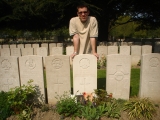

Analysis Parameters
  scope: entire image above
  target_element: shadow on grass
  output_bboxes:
[97,78,106,90]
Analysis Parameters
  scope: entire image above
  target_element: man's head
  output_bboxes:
[77,4,90,22]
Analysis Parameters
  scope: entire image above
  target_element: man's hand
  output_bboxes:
[93,52,99,59]
[70,52,77,60]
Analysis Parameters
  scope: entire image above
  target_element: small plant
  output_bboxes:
[55,91,82,118]
[18,105,32,120]
[104,99,121,119]
[81,103,100,120]
[123,98,156,120]
[94,89,112,106]
[7,80,36,114]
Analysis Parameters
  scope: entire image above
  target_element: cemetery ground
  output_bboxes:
[2,68,160,120]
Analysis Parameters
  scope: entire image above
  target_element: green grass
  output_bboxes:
[130,68,140,97]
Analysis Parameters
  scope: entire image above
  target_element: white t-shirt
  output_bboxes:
[69,16,98,54]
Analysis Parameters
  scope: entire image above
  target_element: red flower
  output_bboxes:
[83,92,86,96]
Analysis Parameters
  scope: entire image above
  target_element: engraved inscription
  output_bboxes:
[2,79,14,91]
[52,58,63,69]
[80,78,90,92]
[108,65,129,97]
[25,58,36,69]
[79,58,90,69]
[115,72,124,81]
[1,59,11,71]
[149,57,159,67]
[54,78,63,94]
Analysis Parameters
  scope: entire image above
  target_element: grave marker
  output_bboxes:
[139,53,160,101]
[1,48,10,56]
[19,55,45,102]
[0,56,20,92]
[45,55,70,104]
[107,54,131,100]
[73,54,97,95]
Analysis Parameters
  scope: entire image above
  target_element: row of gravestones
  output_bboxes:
[1,41,160,51]
[0,45,159,67]
[0,45,153,56]
[0,53,160,104]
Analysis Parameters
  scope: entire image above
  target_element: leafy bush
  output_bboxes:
[55,91,82,118]
[123,98,156,120]
[0,91,12,120]
[80,100,121,120]
[7,80,37,115]
[94,89,112,106]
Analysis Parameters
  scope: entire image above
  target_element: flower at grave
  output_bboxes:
[108,93,113,98]
[82,92,93,102]
[82,92,86,96]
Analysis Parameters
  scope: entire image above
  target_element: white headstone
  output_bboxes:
[2,44,9,48]
[107,42,113,46]
[73,54,97,95]
[154,42,160,53]
[37,47,47,67]
[10,44,17,48]
[97,46,107,60]
[49,43,56,55]
[50,47,63,55]
[107,54,131,100]
[25,44,31,48]
[17,44,24,48]
[142,45,152,54]
[121,42,128,46]
[66,46,74,65]
[32,44,39,55]
[10,48,21,56]
[57,43,63,47]
[119,46,130,55]
[1,48,10,56]
[113,42,118,46]
[41,43,48,55]
[45,55,71,104]
[66,46,74,55]
[131,46,141,66]
[21,48,33,56]
[139,53,160,101]
[108,46,118,55]
[0,56,20,92]
[19,55,45,102]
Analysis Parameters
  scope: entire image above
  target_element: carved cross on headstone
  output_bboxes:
[54,77,63,94]
[108,65,129,96]
[80,78,90,92]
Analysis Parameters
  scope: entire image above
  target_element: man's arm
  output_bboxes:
[90,37,99,59]
[70,34,79,59]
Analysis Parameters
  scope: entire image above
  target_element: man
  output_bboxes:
[69,4,99,59]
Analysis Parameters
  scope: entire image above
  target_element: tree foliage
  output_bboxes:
[0,0,160,41]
